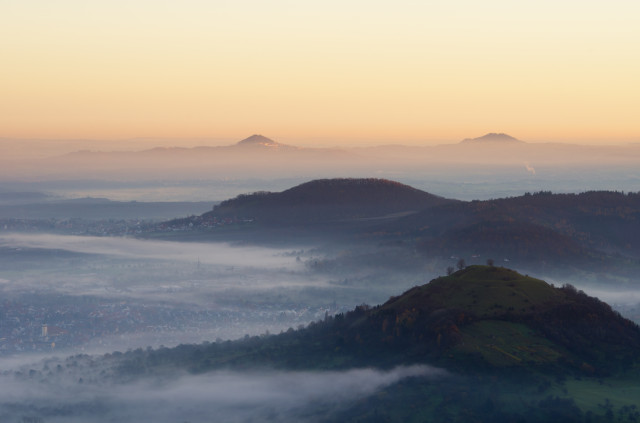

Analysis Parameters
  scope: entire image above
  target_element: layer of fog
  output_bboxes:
[0,178,306,203]
[2,170,639,203]
[537,274,640,307]
[0,137,234,161]
[575,287,640,306]
[0,233,428,356]
[0,234,424,306]
[0,233,300,269]
[0,233,353,310]
[0,364,446,422]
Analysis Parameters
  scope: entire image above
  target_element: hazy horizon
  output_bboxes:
[1,133,639,160]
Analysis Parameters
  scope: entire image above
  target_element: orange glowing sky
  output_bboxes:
[1,1,639,145]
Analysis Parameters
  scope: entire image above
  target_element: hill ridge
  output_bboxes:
[199,177,454,224]
[461,133,523,144]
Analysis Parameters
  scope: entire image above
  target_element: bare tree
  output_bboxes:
[486,258,495,267]
[446,266,454,276]
[456,258,466,270]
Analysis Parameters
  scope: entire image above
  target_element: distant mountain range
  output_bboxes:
[5,134,639,185]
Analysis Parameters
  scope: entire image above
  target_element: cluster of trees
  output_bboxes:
[448,258,495,275]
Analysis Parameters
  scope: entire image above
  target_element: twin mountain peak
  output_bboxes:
[237,133,523,146]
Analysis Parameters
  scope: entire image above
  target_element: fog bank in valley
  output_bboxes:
[0,233,431,356]
[0,233,300,269]
[0,363,445,422]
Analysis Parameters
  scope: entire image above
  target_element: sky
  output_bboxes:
[1,0,639,146]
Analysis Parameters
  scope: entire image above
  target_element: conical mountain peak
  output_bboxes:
[460,133,523,144]
[236,134,281,147]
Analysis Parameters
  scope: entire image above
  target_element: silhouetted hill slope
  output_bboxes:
[116,266,640,377]
[197,178,455,224]
[380,190,640,261]
[423,220,587,261]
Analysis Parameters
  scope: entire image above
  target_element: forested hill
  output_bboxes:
[114,266,640,377]
[199,178,455,224]
[378,190,640,261]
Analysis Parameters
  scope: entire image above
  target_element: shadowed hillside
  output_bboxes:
[375,190,640,263]
[193,178,455,225]
[372,266,640,373]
